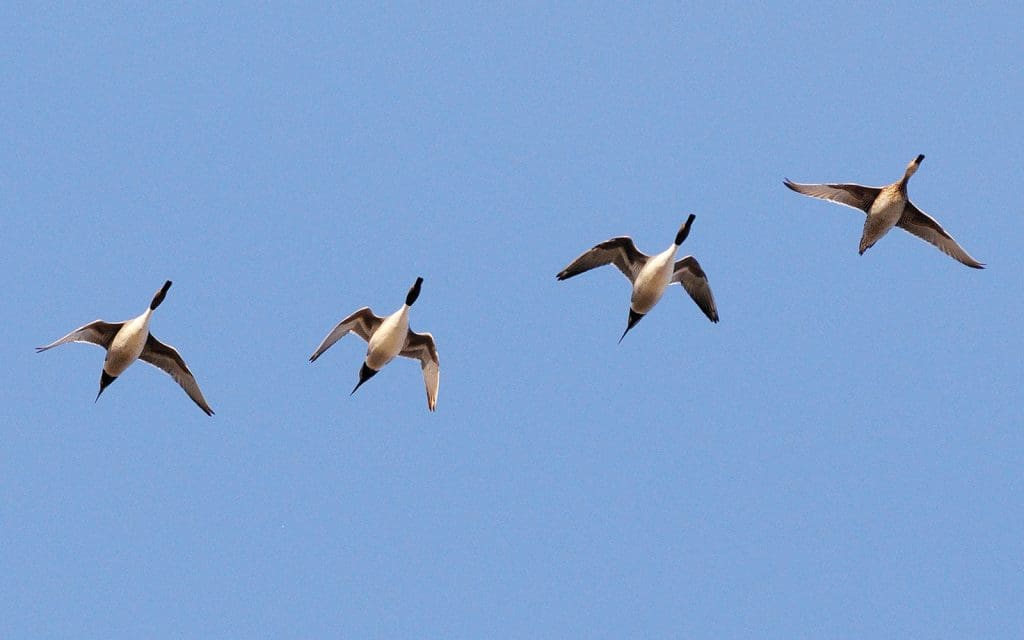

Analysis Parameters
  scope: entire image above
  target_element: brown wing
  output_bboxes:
[309,307,383,362]
[36,320,123,352]
[139,334,215,416]
[897,202,985,269]
[400,331,439,412]
[557,237,649,283]
[671,256,719,323]
[784,179,880,213]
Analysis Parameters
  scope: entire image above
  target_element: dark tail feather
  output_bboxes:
[351,363,379,395]
[619,309,645,344]
[95,371,117,402]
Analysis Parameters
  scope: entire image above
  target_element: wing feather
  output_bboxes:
[36,320,122,352]
[897,202,985,269]
[309,307,383,362]
[139,334,215,416]
[671,256,719,323]
[400,331,439,411]
[784,179,880,213]
[557,237,648,283]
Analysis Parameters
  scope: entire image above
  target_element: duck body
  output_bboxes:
[630,245,677,314]
[104,310,154,377]
[860,185,908,254]
[365,305,410,370]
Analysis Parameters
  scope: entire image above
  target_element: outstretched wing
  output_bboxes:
[309,307,383,362]
[400,331,439,412]
[139,334,215,416]
[36,320,123,352]
[897,202,985,269]
[671,256,719,323]
[784,179,880,214]
[557,237,648,283]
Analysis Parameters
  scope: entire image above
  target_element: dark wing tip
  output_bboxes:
[782,177,806,192]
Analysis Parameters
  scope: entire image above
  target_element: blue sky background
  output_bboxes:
[4,4,1022,638]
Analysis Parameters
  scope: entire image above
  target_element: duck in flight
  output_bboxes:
[309,277,440,411]
[36,281,214,415]
[557,214,719,342]
[784,155,984,268]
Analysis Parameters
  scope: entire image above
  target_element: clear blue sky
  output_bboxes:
[4,4,1022,638]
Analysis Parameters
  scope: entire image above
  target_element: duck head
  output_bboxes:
[675,214,696,246]
[151,280,172,310]
[406,277,424,306]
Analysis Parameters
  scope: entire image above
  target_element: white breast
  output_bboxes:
[104,314,151,375]
[631,249,675,313]
[366,308,409,369]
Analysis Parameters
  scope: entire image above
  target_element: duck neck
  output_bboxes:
[393,303,411,326]
[133,306,155,332]
[900,154,923,189]
[662,243,680,263]
[385,304,411,335]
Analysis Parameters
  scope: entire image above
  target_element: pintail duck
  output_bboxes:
[309,277,439,411]
[784,155,984,268]
[557,215,719,342]
[36,281,214,415]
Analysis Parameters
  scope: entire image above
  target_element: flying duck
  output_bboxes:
[557,214,719,342]
[309,277,439,411]
[36,281,214,415]
[784,155,984,268]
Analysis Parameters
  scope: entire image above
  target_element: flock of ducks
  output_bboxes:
[37,156,985,414]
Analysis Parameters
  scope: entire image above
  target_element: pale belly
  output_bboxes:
[366,314,408,369]
[105,320,149,375]
[861,190,905,252]
[631,260,672,313]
